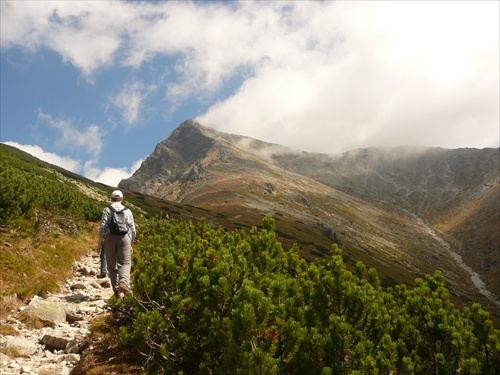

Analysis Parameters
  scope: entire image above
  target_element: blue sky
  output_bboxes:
[1,1,499,187]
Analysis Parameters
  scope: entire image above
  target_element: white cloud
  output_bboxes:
[5,109,143,187]
[0,1,133,77]
[2,1,499,153]
[83,158,144,187]
[3,142,81,172]
[3,141,143,187]
[111,81,157,125]
[36,110,106,157]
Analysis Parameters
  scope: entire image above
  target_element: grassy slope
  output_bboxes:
[0,144,105,313]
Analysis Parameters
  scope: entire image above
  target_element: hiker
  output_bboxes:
[96,190,136,299]
[97,241,107,278]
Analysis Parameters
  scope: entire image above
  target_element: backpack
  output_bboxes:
[108,206,129,235]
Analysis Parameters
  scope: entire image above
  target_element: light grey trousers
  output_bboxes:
[104,233,132,292]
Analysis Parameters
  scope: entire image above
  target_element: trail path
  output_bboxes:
[0,253,113,375]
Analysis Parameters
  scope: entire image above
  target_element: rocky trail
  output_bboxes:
[1,253,113,375]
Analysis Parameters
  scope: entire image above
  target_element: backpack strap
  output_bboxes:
[108,205,127,213]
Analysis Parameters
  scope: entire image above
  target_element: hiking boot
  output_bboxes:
[118,282,132,295]
[97,273,107,279]
[114,290,125,299]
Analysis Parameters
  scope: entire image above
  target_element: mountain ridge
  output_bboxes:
[119,120,499,312]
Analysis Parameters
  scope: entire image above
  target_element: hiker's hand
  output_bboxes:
[96,237,104,253]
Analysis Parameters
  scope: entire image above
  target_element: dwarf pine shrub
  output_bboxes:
[116,216,499,375]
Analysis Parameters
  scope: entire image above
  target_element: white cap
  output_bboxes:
[111,190,123,198]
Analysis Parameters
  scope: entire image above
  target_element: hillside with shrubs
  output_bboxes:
[0,144,498,374]
[100,215,497,374]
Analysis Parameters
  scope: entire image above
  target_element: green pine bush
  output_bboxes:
[116,216,500,374]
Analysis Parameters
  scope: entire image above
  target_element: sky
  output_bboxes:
[1,1,499,187]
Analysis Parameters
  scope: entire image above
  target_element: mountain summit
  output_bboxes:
[119,120,499,310]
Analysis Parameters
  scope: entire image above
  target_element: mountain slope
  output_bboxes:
[250,143,500,299]
[119,121,500,314]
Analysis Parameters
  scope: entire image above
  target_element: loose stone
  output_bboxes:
[0,254,113,374]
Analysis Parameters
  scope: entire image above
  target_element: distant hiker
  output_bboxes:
[165,213,170,220]
[97,241,107,278]
[96,190,136,299]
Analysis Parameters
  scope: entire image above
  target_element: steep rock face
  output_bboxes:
[119,121,499,307]
[120,122,215,196]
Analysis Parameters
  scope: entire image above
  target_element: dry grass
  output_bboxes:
[18,312,55,330]
[0,346,21,358]
[0,220,97,300]
[0,322,18,336]
[0,294,23,320]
